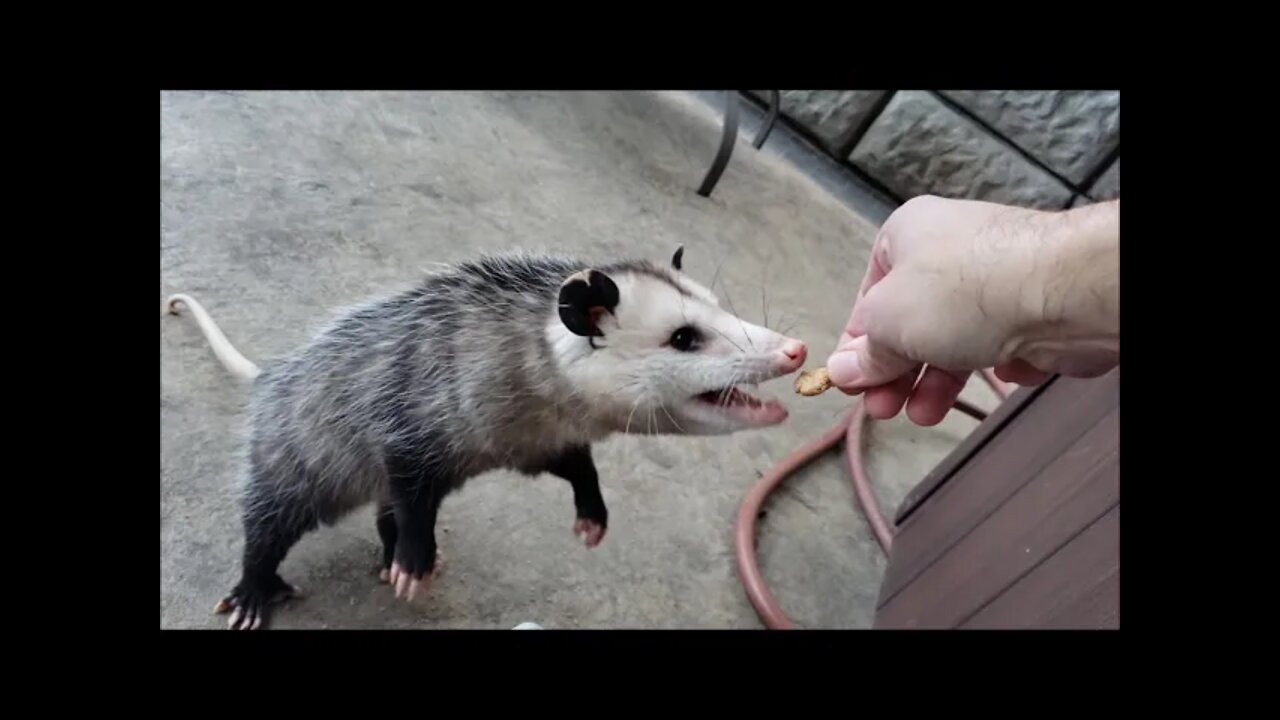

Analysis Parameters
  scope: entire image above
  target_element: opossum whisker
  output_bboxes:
[657,397,687,434]
[718,282,756,352]
[708,325,745,354]
[716,368,745,410]
[760,265,770,331]
[716,383,733,410]
[709,254,729,300]
[623,392,646,437]
[620,392,649,466]
[771,310,788,336]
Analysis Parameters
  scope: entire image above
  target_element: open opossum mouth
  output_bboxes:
[693,383,787,426]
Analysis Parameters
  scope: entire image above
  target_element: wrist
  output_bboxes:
[1014,200,1120,366]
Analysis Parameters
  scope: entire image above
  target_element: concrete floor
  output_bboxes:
[160,90,1001,629]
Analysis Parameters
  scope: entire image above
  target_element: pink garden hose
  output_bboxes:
[734,370,1010,629]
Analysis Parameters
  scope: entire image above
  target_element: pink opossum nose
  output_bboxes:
[776,340,806,372]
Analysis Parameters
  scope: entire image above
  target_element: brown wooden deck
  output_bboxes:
[873,369,1120,629]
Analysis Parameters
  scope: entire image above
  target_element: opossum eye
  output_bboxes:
[668,326,701,352]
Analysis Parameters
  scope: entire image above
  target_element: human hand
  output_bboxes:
[825,195,1119,426]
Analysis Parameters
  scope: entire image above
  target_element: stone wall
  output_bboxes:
[747,90,1119,210]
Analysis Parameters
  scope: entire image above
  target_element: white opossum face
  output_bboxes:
[549,248,807,435]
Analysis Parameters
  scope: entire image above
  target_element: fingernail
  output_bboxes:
[827,351,863,387]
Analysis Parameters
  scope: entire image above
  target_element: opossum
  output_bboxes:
[165,247,807,629]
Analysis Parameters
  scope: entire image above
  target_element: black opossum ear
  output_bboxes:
[671,245,684,271]
[558,269,620,338]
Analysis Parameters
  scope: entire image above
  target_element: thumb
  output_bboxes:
[826,334,918,393]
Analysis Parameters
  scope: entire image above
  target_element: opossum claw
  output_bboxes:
[390,566,430,600]
[387,550,443,601]
[216,574,300,630]
[573,518,607,548]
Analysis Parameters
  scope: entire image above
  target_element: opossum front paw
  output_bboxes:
[574,517,607,548]
[387,547,443,601]
[380,548,443,583]
[214,575,301,630]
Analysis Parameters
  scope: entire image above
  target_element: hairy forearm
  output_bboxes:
[1012,200,1120,374]
[1043,200,1119,331]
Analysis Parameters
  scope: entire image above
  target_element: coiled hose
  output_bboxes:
[733,369,1010,629]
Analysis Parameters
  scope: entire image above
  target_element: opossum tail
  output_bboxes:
[166,293,261,381]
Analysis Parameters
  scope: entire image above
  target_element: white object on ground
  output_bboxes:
[512,622,543,630]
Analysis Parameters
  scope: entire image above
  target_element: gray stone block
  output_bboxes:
[848,91,1073,210]
[748,90,887,155]
[1089,157,1119,200]
[940,90,1120,185]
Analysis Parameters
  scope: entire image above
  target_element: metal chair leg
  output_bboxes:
[697,90,740,197]
[752,90,781,149]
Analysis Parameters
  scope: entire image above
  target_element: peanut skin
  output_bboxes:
[794,367,832,396]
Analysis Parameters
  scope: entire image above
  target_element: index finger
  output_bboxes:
[831,230,894,356]
[831,234,892,352]
[855,230,893,303]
